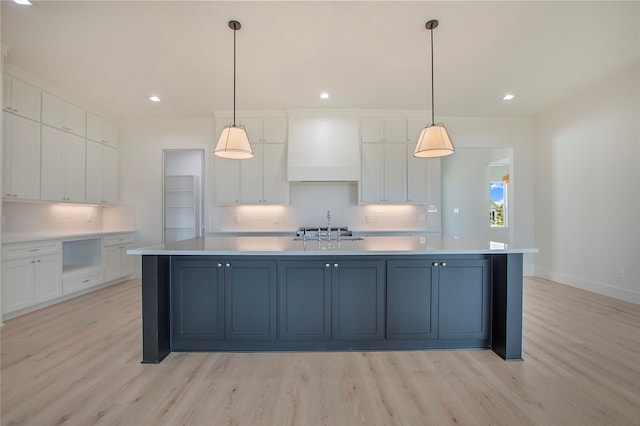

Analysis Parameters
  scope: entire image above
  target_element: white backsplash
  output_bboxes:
[2,202,136,241]
[210,182,437,233]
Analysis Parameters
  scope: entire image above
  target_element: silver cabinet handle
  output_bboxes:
[217,263,223,268]
[441,262,447,267]
[325,263,330,268]
[432,262,439,266]
[334,263,339,268]
[226,263,231,268]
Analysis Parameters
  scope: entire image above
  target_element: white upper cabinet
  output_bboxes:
[87,112,119,148]
[41,126,86,203]
[215,113,289,205]
[406,116,429,145]
[3,74,41,122]
[3,113,41,201]
[360,142,407,204]
[238,115,286,144]
[41,91,86,137]
[361,117,406,143]
[86,141,118,205]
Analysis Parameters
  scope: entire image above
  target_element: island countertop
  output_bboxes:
[128,235,537,256]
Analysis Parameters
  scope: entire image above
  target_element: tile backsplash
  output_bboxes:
[209,182,439,233]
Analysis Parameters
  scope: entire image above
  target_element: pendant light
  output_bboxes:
[214,20,253,159]
[414,19,455,158]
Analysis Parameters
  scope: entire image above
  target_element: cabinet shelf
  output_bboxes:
[164,175,199,243]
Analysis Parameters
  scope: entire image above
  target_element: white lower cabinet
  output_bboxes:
[2,242,62,314]
[63,268,104,296]
[103,233,135,282]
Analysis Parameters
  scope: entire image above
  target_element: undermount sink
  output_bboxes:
[293,236,364,241]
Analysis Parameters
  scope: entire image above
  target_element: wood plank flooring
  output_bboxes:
[1,277,639,425]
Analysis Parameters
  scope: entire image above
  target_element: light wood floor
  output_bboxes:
[1,277,639,426]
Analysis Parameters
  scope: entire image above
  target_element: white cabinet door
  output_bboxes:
[86,142,118,205]
[104,245,119,282]
[87,112,118,148]
[102,146,118,204]
[262,116,286,143]
[3,113,41,200]
[214,157,240,204]
[42,92,86,137]
[263,144,288,204]
[41,127,86,202]
[361,143,406,204]
[34,254,62,303]
[102,120,119,148]
[384,143,407,203]
[118,244,134,277]
[362,117,406,143]
[3,74,41,122]
[2,258,35,313]
[361,143,384,203]
[240,145,263,204]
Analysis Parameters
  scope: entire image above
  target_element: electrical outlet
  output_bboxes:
[274,216,280,224]
[453,208,460,214]
[617,267,625,278]
[234,215,240,224]
[366,215,372,223]
[419,214,425,222]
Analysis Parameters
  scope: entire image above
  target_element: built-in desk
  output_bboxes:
[129,236,537,364]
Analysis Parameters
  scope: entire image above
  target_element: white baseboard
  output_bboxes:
[535,267,640,304]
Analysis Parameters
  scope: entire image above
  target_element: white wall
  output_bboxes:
[441,116,536,274]
[534,68,640,303]
[118,118,214,246]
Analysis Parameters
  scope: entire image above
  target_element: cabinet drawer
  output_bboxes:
[3,242,61,260]
[63,270,104,295]
[104,234,135,247]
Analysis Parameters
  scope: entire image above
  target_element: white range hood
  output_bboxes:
[287,110,360,182]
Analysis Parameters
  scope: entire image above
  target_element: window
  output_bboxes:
[490,182,507,227]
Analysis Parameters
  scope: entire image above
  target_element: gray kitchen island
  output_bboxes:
[129,236,537,364]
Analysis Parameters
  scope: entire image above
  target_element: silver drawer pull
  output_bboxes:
[432,262,439,266]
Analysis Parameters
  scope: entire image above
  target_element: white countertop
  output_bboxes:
[128,236,538,256]
[2,230,136,244]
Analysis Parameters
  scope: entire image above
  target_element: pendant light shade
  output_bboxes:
[414,123,455,158]
[215,20,253,159]
[215,124,252,159]
[414,19,454,158]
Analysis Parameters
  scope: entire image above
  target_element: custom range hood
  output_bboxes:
[287,110,361,182]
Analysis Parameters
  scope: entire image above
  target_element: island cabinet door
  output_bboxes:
[172,259,225,343]
[224,260,277,341]
[438,258,491,340]
[386,260,438,340]
[331,260,386,341]
[277,261,332,341]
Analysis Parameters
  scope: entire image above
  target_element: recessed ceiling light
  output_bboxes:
[14,0,32,5]
[320,92,330,99]
[149,96,161,102]
[503,93,515,101]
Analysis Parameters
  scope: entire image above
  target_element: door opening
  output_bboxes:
[163,150,205,243]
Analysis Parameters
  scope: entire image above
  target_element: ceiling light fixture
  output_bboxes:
[149,96,160,102]
[414,19,455,158]
[14,0,32,5]
[320,92,330,99]
[214,20,253,159]
[503,93,515,101]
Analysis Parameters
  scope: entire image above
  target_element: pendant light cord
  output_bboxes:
[233,25,237,126]
[430,26,435,125]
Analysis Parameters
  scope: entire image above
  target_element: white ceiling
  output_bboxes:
[2,1,639,119]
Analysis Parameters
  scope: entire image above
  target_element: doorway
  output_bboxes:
[163,150,205,243]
